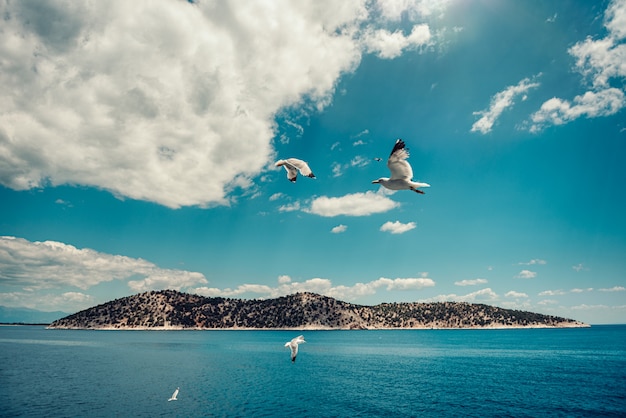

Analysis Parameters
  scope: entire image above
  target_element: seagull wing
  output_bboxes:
[387,139,413,181]
[290,343,299,361]
[168,388,179,401]
[278,160,299,182]
[285,158,315,179]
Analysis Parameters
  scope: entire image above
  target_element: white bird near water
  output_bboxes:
[372,139,430,194]
[275,158,316,183]
[285,335,306,362]
[168,387,179,401]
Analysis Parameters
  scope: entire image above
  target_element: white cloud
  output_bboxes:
[606,0,626,40]
[471,77,540,134]
[362,25,431,59]
[0,291,95,312]
[505,291,528,298]
[0,1,446,208]
[331,155,371,177]
[539,289,566,296]
[0,236,208,292]
[425,288,499,303]
[269,193,284,201]
[515,270,537,279]
[278,275,292,284]
[570,288,593,293]
[278,201,302,212]
[193,274,435,302]
[537,299,558,306]
[376,0,451,21]
[331,224,348,234]
[572,263,587,272]
[380,220,416,234]
[307,191,399,217]
[454,278,488,286]
[530,89,625,131]
[599,286,626,292]
[530,0,626,131]
[518,259,547,266]
[351,129,369,139]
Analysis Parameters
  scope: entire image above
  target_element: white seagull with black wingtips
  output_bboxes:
[372,139,430,194]
[285,335,306,362]
[275,158,316,183]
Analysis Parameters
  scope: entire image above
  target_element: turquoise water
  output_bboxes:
[1,326,625,417]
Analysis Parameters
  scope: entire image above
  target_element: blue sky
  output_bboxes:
[1,0,625,324]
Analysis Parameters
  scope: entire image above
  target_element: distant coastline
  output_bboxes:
[48,290,589,330]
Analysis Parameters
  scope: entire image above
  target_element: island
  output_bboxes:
[48,290,588,330]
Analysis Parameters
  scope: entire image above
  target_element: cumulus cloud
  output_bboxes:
[505,291,529,298]
[471,76,540,134]
[0,236,208,292]
[515,270,537,279]
[307,191,399,217]
[454,278,488,286]
[331,224,348,233]
[193,274,435,302]
[0,1,447,208]
[278,275,292,284]
[530,89,625,131]
[362,25,431,59]
[529,0,626,131]
[380,220,416,234]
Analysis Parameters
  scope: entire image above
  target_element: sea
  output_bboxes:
[1,325,625,417]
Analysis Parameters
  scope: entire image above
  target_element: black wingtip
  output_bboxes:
[390,139,406,156]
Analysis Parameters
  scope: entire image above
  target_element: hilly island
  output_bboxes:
[48,290,588,330]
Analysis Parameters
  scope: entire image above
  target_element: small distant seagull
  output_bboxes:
[374,157,382,162]
[275,158,316,183]
[168,387,179,402]
[285,335,306,362]
[372,139,430,194]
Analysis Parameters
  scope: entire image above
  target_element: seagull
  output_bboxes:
[275,158,316,182]
[372,139,430,194]
[285,335,306,362]
[168,387,179,402]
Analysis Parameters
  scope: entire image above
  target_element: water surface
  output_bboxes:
[1,326,624,417]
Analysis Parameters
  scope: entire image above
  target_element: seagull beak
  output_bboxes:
[372,180,379,184]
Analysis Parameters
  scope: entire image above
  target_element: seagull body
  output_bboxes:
[285,335,306,362]
[372,139,430,194]
[275,158,316,182]
[168,387,179,402]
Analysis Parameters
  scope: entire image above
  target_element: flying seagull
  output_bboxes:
[168,387,179,402]
[275,158,316,182]
[372,139,430,194]
[285,335,306,362]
